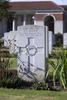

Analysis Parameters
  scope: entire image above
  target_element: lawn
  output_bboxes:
[0,88,67,100]
[0,39,4,42]
[1,58,17,69]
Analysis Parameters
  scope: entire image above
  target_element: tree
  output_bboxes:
[0,0,13,19]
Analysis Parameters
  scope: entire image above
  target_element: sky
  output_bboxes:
[10,0,67,5]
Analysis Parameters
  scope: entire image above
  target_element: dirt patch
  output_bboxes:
[34,96,54,100]
[10,95,25,99]
[48,80,67,92]
[42,97,54,100]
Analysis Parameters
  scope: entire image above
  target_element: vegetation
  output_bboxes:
[0,89,67,100]
[54,33,63,47]
[0,0,13,19]
[46,47,67,89]
[32,82,51,90]
[0,39,18,88]
[0,38,67,97]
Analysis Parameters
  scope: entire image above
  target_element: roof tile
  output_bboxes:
[9,1,64,10]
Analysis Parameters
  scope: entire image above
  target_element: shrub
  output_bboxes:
[0,39,17,86]
[32,82,51,90]
[0,77,33,89]
[0,58,10,81]
[1,77,22,88]
[54,33,63,47]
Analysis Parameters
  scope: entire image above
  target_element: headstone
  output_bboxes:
[8,31,18,54]
[17,25,47,82]
[4,32,9,47]
[63,33,67,48]
[45,26,49,75]
[53,34,55,45]
[49,31,53,54]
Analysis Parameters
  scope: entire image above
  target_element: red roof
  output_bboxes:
[9,1,63,11]
[60,5,67,10]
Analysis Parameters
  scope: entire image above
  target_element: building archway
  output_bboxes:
[44,15,56,46]
[44,15,55,34]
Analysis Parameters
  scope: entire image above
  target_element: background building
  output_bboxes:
[0,1,67,37]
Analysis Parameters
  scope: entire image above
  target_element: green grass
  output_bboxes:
[1,58,17,69]
[9,58,17,69]
[0,39,4,42]
[0,88,67,100]
[49,58,57,62]
[53,47,61,52]
[10,58,17,69]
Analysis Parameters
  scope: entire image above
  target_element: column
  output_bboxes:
[34,15,36,25]
[13,15,15,31]
[34,19,36,25]
[23,14,26,25]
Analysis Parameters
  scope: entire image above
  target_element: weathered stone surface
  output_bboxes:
[49,31,53,54]
[8,31,18,54]
[63,33,67,48]
[4,32,9,47]
[17,25,47,82]
[45,26,49,76]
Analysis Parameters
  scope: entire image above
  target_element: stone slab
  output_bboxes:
[4,32,9,47]
[8,31,18,54]
[53,34,55,45]
[63,33,67,48]
[45,26,49,76]
[17,25,47,82]
[49,31,53,54]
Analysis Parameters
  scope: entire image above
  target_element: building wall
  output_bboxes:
[16,15,23,28]
[0,18,7,37]
[63,13,67,33]
[35,14,63,21]
[35,13,63,34]
[54,20,63,34]
[0,20,3,37]
[3,18,7,35]
[0,12,65,37]
[53,14,63,34]
[36,21,44,25]
[63,20,66,33]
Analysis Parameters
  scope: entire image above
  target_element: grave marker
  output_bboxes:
[63,33,67,48]
[4,32,9,47]
[49,31,53,54]
[45,26,49,76]
[17,25,47,82]
[8,31,18,54]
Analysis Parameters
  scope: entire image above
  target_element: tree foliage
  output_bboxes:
[0,0,13,19]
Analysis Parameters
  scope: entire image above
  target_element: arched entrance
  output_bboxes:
[44,15,56,46]
[44,15,54,34]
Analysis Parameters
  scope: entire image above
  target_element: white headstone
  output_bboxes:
[49,31,53,54]
[45,26,49,75]
[53,34,55,45]
[63,33,67,48]
[8,31,18,54]
[17,25,46,82]
[4,32,9,47]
